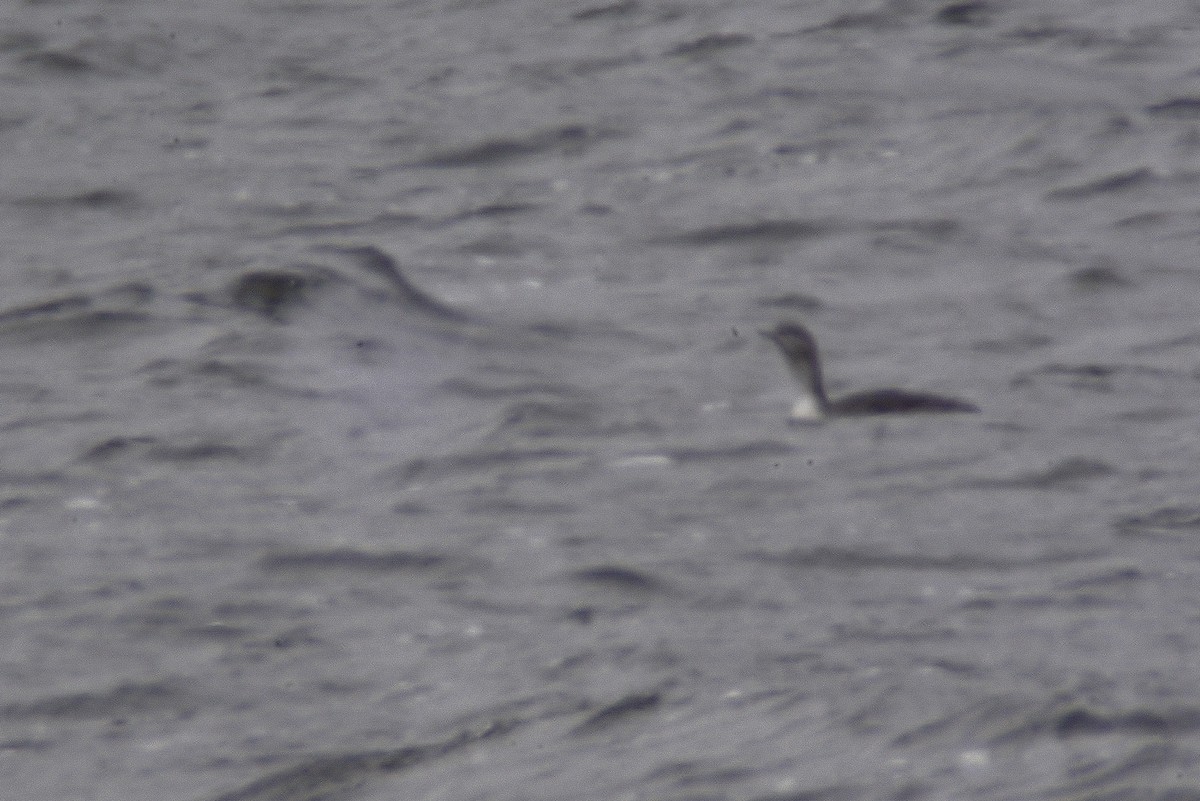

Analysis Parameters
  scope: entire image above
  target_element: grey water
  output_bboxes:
[3,1,1200,799]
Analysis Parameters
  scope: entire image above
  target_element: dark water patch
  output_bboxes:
[665,32,755,57]
[1,283,138,317]
[258,548,464,574]
[718,326,752,351]
[559,51,647,77]
[0,114,31,134]
[1044,745,1191,801]
[259,58,370,97]
[439,376,584,400]
[862,453,988,481]
[1027,456,1117,485]
[772,134,842,155]
[139,359,327,401]
[115,595,198,635]
[1068,262,1132,291]
[750,546,1093,573]
[893,696,1019,748]
[392,499,432,515]
[185,621,251,641]
[406,124,608,168]
[1114,210,1170,228]
[524,319,587,343]
[970,331,1054,354]
[1045,167,1157,200]
[445,202,543,222]
[959,456,1115,490]
[829,621,957,643]
[165,136,209,151]
[149,438,261,464]
[493,398,604,438]
[230,270,317,320]
[756,292,823,312]
[527,317,666,348]
[665,440,795,462]
[313,245,470,322]
[1135,330,1200,354]
[563,607,597,625]
[0,308,152,343]
[0,294,91,323]
[896,696,1200,757]
[388,448,593,486]
[0,495,36,511]
[1057,564,1146,591]
[0,31,42,52]
[801,10,902,33]
[462,495,576,516]
[645,760,758,788]
[456,231,545,258]
[80,435,159,462]
[570,565,670,594]
[205,719,517,801]
[571,689,662,735]
[1114,506,1200,539]
[0,738,53,752]
[0,283,156,343]
[1145,97,1200,119]
[1004,21,1069,44]
[14,187,139,210]
[274,212,425,237]
[214,598,302,618]
[935,1,992,27]
[868,217,961,240]
[1004,21,1168,53]
[1051,705,1200,738]
[572,0,640,22]
[78,428,294,465]
[0,680,191,721]
[654,217,956,248]
[268,626,321,650]
[115,594,295,641]
[958,591,1046,612]
[18,49,92,73]
[141,358,269,390]
[1010,363,1180,392]
[105,281,155,305]
[2,409,105,437]
[342,336,394,365]
[1020,363,1114,389]
[0,468,67,491]
[1113,406,1188,423]
[580,202,615,215]
[749,785,867,801]
[925,658,983,678]
[653,218,842,246]
[1009,565,1154,610]
[52,31,178,77]
[62,310,152,335]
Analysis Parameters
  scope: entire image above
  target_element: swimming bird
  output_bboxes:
[760,321,979,421]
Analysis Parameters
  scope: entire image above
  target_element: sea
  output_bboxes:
[3,1,1200,799]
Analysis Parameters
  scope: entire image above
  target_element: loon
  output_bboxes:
[760,321,980,421]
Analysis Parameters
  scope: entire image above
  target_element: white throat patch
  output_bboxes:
[789,394,823,421]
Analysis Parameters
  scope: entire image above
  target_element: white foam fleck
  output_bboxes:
[958,749,991,770]
[65,496,104,511]
[612,454,675,468]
